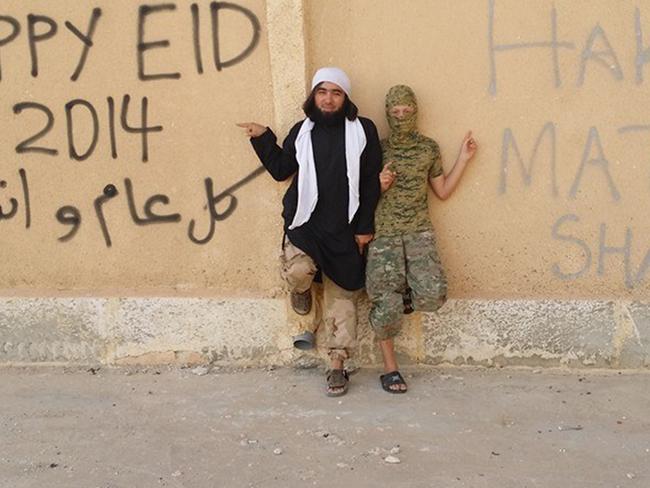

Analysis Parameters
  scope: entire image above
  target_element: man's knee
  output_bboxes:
[281,256,316,290]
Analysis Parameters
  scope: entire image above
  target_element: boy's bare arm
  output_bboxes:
[429,131,477,200]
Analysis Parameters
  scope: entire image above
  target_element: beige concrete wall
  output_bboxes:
[306,0,650,300]
[0,0,280,296]
[2,0,650,367]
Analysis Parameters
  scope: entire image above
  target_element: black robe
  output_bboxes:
[251,116,382,291]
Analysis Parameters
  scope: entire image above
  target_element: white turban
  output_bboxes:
[311,67,351,97]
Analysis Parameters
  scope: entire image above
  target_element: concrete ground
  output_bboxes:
[1,365,649,488]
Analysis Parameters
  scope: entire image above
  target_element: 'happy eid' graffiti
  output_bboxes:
[0,2,263,247]
[489,0,650,289]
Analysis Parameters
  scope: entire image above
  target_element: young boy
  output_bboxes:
[366,85,477,393]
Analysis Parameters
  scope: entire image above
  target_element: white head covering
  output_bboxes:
[311,67,351,96]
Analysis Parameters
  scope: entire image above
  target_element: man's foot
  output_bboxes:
[290,289,312,315]
[380,370,407,394]
[326,369,349,397]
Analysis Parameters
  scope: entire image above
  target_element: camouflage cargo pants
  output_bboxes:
[280,238,360,360]
[366,230,447,341]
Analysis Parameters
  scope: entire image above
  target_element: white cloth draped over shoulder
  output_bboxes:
[290,118,367,230]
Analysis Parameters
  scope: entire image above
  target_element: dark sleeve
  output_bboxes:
[249,124,300,182]
[355,118,382,235]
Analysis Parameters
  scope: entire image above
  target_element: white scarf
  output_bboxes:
[290,118,367,230]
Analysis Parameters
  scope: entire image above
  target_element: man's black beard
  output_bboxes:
[309,107,345,126]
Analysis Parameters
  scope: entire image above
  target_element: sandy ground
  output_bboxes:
[1,365,649,488]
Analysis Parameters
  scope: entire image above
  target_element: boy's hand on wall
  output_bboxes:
[236,122,267,138]
[459,131,478,163]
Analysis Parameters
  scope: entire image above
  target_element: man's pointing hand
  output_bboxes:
[237,122,267,138]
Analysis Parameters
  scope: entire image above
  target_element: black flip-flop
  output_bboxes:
[380,370,408,394]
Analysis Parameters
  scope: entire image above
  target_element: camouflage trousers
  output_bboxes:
[280,238,360,361]
[366,230,447,341]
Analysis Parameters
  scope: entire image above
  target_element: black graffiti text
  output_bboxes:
[0,8,102,81]
[55,166,264,247]
[0,168,30,228]
[137,1,261,81]
[12,95,163,163]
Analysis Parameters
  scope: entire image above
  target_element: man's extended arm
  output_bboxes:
[238,122,299,181]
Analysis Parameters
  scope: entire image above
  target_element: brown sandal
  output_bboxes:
[326,369,349,397]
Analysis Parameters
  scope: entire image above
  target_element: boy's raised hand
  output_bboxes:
[459,131,478,162]
[379,162,396,192]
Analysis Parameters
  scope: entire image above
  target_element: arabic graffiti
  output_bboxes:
[1,2,266,251]
[56,168,262,247]
[0,169,30,227]
[188,166,265,244]
[0,167,264,247]
[4,86,266,247]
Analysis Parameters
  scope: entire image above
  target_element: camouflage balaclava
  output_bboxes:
[385,84,419,149]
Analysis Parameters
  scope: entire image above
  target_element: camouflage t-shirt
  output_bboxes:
[374,134,443,236]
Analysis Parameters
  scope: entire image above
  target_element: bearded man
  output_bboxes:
[238,67,381,396]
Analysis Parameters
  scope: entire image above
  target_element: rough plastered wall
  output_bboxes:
[0,0,293,365]
[0,0,277,294]
[1,0,650,368]
[305,0,650,367]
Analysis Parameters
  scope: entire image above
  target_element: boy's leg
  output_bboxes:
[367,236,406,344]
[404,231,448,312]
[367,236,408,391]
